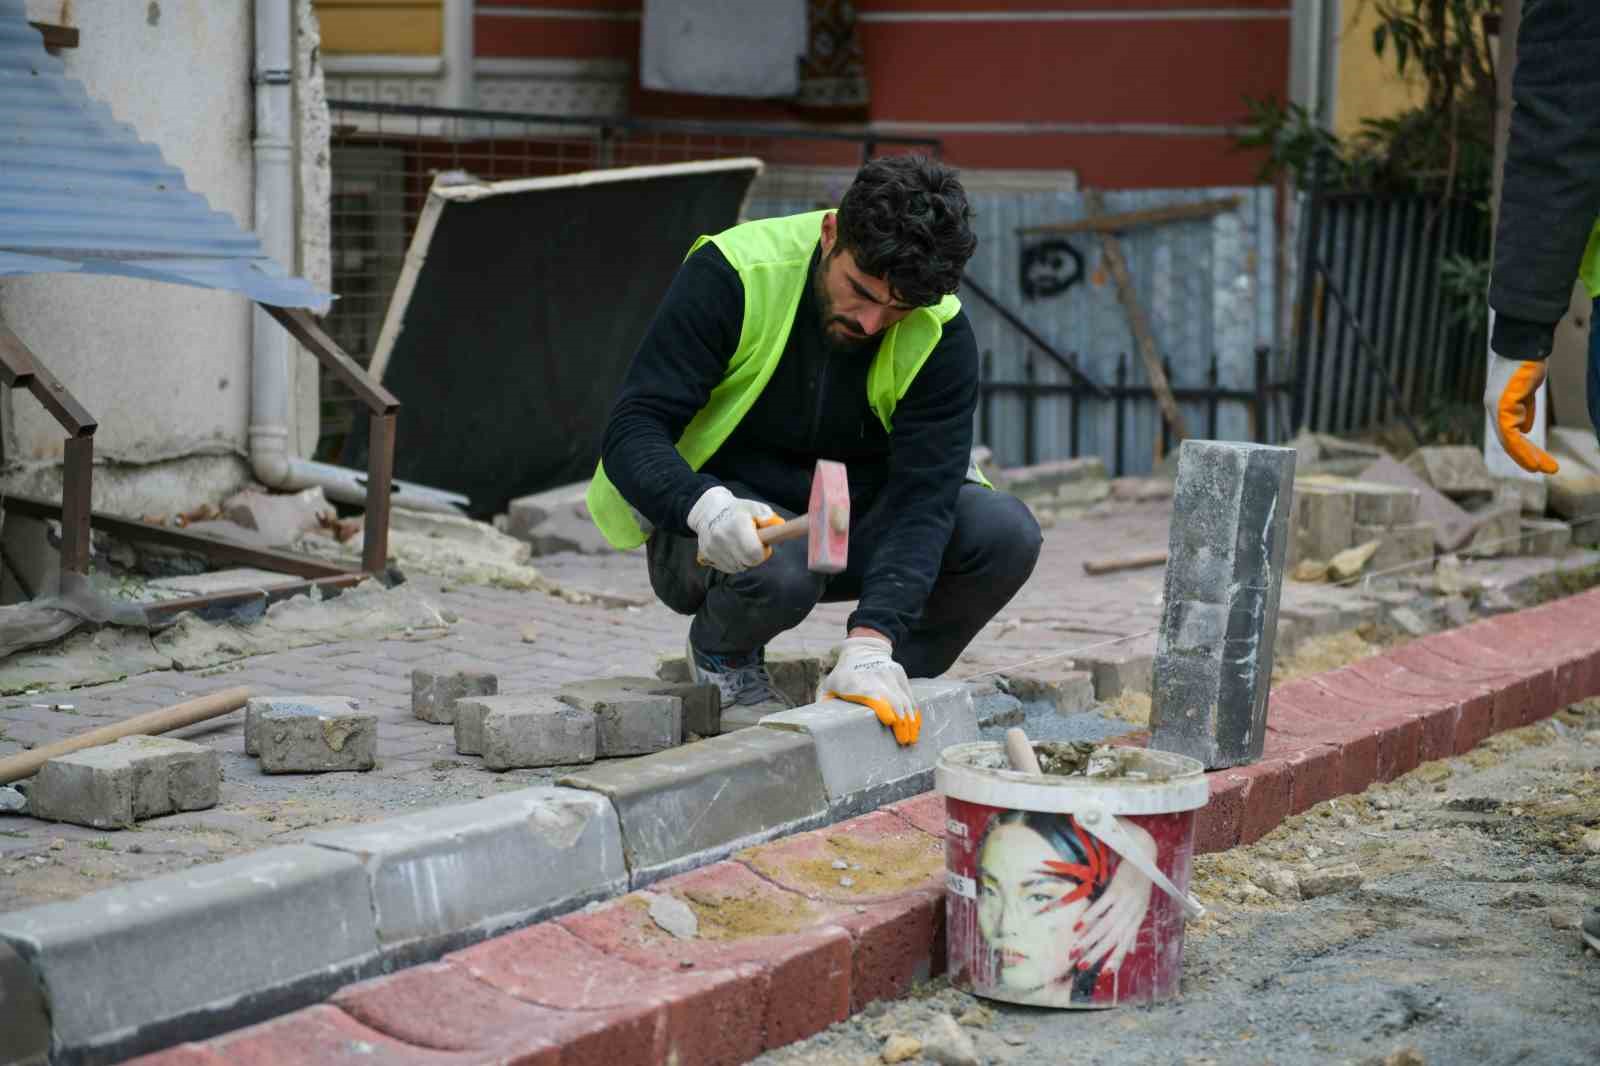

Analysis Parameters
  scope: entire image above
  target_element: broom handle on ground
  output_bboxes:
[0,686,251,785]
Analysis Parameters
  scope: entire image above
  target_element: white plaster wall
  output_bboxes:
[2,1,263,514]
[296,0,331,458]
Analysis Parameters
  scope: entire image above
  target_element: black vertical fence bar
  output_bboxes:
[1322,202,1359,431]
[1422,201,1462,404]
[1206,352,1220,440]
[1114,354,1128,477]
[1339,198,1379,432]
[1361,197,1400,430]
[1159,357,1173,459]
[1292,154,1328,433]
[1023,351,1036,466]
[1408,198,1447,412]
[1253,346,1270,442]
[1389,197,1427,421]
[1069,355,1083,459]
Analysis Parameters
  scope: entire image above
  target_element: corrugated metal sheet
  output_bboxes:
[0,2,328,311]
[747,183,1281,473]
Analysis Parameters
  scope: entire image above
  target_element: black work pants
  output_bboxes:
[645,482,1043,678]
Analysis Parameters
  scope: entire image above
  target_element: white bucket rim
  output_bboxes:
[936,741,1210,816]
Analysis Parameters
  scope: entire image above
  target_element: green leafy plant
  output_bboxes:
[1439,251,1493,325]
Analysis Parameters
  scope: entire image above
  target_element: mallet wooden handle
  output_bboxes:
[757,515,811,546]
[1083,550,1168,576]
[0,686,251,784]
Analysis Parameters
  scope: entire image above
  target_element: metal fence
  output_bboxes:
[1292,186,1492,439]
[324,99,1288,475]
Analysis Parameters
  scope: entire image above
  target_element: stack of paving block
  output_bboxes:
[990,456,1112,527]
[1545,427,1600,548]
[1286,473,1433,580]
[1404,445,1571,558]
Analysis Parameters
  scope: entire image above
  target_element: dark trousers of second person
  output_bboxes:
[646,483,1043,679]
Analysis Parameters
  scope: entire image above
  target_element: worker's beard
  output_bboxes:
[813,251,876,356]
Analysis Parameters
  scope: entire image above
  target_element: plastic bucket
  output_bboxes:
[936,741,1209,1009]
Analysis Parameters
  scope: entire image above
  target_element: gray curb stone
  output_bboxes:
[559,727,827,886]
[0,845,377,1064]
[0,939,48,1066]
[759,679,977,817]
[306,787,626,958]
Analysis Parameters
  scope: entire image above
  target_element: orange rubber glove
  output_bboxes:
[1485,354,1559,475]
[818,636,920,745]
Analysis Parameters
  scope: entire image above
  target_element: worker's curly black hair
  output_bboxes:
[834,155,977,308]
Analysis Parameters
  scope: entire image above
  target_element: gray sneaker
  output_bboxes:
[686,636,794,709]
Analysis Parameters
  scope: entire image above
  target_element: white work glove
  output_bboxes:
[1484,352,1558,475]
[818,636,920,745]
[687,486,780,574]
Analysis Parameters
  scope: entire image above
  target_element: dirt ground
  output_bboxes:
[752,701,1600,1066]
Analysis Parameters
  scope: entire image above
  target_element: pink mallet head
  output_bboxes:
[807,459,849,574]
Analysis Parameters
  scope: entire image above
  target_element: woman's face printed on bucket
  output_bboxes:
[976,813,1111,994]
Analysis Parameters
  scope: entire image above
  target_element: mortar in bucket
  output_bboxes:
[937,740,1209,1009]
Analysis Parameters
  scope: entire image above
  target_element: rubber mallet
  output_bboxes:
[753,459,850,573]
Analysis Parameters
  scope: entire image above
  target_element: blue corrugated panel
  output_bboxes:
[0,2,329,311]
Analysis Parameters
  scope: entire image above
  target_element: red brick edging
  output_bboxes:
[123,588,1600,1066]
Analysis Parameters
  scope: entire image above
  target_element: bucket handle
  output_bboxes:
[1078,808,1206,921]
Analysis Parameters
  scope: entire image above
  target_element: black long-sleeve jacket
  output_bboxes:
[600,241,978,647]
[1488,0,1600,357]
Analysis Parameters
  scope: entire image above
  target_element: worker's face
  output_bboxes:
[976,822,1089,993]
[814,213,918,352]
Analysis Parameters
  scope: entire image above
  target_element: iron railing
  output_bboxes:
[1292,177,1492,440]
[980,346,1293,475]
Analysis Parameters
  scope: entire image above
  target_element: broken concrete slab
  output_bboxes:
[758,680,977,816]
[1521,518,1572,556]
[997,666,1096,715]
[411,668,497,725]
[1287,482,1354,566]
[1463,499,1524,559]
[482,696,597,770]
[222,485,334,546]
[30,736,219,829]
[0,845,377,1059]
[1360,455,1476,551]
[559,727,827,885]
[506,481,590,542]
[1151,440,1295,769]
[305,787,626,952]
[557,678,681,757]
[257,703,377,774]
[245,694,362,757]
[1404,446,1493,501]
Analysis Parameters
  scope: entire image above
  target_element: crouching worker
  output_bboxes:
[586,156,1043,746]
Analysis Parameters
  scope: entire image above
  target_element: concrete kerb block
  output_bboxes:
[30,736,219,830]
[0,939,49,1066]
[306,787,627,958]
[0,845,379,1063]
[758,680,978,817]
[482,696,597,770]
[557,678,682,756]
[1151,440,1296,769]
[411,669,497,725]
[559,727,828,887]
[256,701,377,774]
[246,694,362,756]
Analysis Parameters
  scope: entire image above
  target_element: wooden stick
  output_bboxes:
[1083,550,1169,576]
[1084,190,1191,443]
[1004,727,1043,775]
[1017,196,1242,237]
[0,686,251,785]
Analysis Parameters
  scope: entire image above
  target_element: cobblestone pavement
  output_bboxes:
[0,499,1584,910]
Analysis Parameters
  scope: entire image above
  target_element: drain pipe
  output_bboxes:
[250,0,466,514]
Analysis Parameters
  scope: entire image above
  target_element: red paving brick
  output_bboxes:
[205,1005,497,1066]
[736,810,945,904]
[331,962,574,1058]
[558,862,852,1051]
[881,791,947,837]
[1223,759,1290,846]
[1195,772,1246,853]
